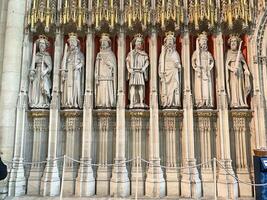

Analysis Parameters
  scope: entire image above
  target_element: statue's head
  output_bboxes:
[68,33,80,50]
[100,33,111,50]
[164,31,175,49]
[36,35,49,53]
[198,32,208,51]
[228,35,241,51]
[133,34,144,50]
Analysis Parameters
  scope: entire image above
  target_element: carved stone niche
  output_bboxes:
[160,109,183,197]
[61,109,82,196]
[229,110,253,197]
[94,110,115,196]
[27,109,49,196]
[193,110,217,198]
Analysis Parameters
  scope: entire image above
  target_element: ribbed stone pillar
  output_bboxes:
[180,31,201,199]
[28,110,49,195]
[75,31,95,197]
[145,29,166,197]
[41,31,63,196]
[0,0,26,163]
[110,29,130,197]
[215,32,238,199]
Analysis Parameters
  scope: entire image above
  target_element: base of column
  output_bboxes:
[63,167,78,196]
[201,168,214,197]
[41,160,61,196]
[131,167,145,196]
[145,160,166,197]
[237,169,252,197]
[110,159,130,197]
[8,160,26,196]
[75,160,95,197]
[180,159,201,198]
[27,167,44,195]
[217,160,238,199]
[166,168,179,196]
[96,166,111,196]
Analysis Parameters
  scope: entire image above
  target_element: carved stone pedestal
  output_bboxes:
[28,110,49,195]
[96,112,113,196]
[231,110,253,197]
[62,110,81,196]
[130,113,145,196]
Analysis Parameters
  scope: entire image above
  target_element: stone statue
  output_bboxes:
[192,32,214,108]
[126,34,149,109]
[159,32,182,108]
[226,35,251,108]
[61,33,84,109]
[95,34,117,108]
[29,35,52,108]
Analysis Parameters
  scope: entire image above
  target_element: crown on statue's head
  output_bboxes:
[228,34,241,45]
[100,33,111,43]
[133,33,144,42]
[198,32,208,41]
[36,34,50,47]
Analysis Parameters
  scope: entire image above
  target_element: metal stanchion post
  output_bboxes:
[60,155,66,200]
[214,158,217,200]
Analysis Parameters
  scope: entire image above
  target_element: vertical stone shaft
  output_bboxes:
[180,31,201,198]
[0,0,26,162]
[145,29,165,198]
[75,31,95,197]
[214,33,238,199]
[42,31,63,196]
[110,29,130,197]
[28,112,49,195]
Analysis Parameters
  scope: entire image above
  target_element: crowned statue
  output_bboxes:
[61,33,85,109]
[191,32,214,108]
[159,32,182,108]
[29,35,52,108]
[126,34,149,109]
[226,35,251,108]
[95,33,117,108]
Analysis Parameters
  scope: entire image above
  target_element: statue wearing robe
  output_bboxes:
[226,35,251,108]
[95,34,117,108]
[126,34,149,109]
[159,33,182,108]
[29,35,52,108]
[192,32,214,108]
[61,34,84,109]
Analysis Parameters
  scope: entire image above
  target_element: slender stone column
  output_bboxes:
[163,116,179,197]
[110,29,130,197]
[130,114,145,196]
[75,31,95,196]
[0,0,26,164]
[8,31,31,196]
[0,0,8,91]
[145,29,165,197]
[180,31,201,198]
[63,111,81,195]
[231,111,252,197]
[41,31,63,196]
[197,112,214,197]
[28,110,49,195]
[96,112,112,196]
[214,32,238,199]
